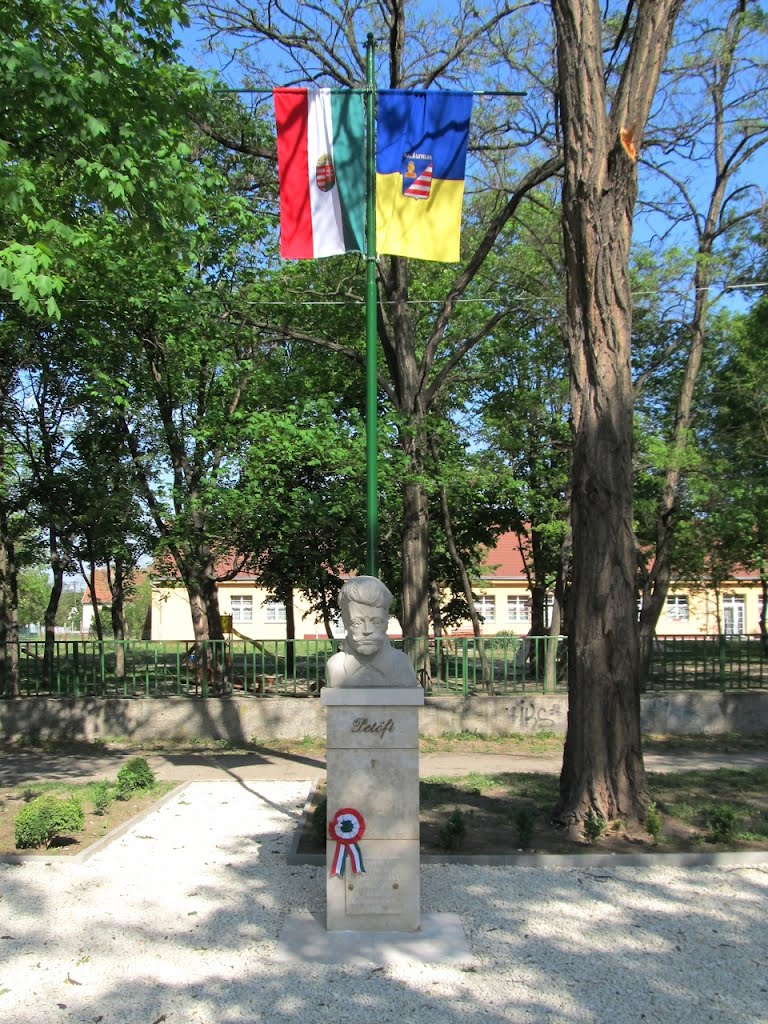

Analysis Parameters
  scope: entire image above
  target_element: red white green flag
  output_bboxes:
[273,88,366,259]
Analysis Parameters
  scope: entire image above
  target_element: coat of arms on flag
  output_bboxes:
[402,152,433,199]
[315,153,336,192]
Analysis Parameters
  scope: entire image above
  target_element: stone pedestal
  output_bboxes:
[321,686,424,932]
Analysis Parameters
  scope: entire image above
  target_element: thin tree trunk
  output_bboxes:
[284,585,296,677]
[544,524,570,690]
[43,548,64,691]
[0,508,19,697]
[320,589,335,643]
[428,579,444,685]
[429,435,483,639]
[401,472,431,665]
[107,557,128,679]
[82,558,104,642]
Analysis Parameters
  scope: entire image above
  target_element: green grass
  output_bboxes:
[15,777,174,806]
[421,771,559,805]
[648,766,768,842]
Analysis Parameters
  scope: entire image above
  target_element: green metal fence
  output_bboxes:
[1,634,567,698]
[2,633,766,698]
[646,634,768,691]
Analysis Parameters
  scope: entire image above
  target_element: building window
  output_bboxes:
[264,601,287,623]
[666,595,689,621]
[507,595,531,623]
[476,595,495,623]
[231,596,253,624]
[722,594,746,635]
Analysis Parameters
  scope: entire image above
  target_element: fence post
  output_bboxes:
[719,633,727,692]
[72,641,80,697]
[201,640,209,698]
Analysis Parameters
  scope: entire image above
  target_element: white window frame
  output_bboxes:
[506,595,531,623]
[231,595,253,624]
[264,600,287,624]
[666,595,689,622]
[476,594,496,623]
[722,594,746,635]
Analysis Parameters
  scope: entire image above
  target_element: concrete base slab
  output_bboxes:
[273,911,473,965]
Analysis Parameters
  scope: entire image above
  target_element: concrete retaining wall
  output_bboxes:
[1,691,767,743]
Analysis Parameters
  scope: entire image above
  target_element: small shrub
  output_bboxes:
[15,795,84,849]
[583,809,606,845]
[91,780,114,816]
[707,804,737,844]
[437,808,467,851]
[646,801,663,842]
[511,806,536,849]
[116,757,155,798]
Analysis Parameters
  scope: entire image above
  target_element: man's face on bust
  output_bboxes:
[343,599,388,657]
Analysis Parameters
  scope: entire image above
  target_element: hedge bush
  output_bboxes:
[14,795,85,849]
[116,757,156,798]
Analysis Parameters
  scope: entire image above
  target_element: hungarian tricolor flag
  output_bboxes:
[273,88,366,259]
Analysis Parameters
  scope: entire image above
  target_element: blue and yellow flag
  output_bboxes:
[376,91,473,262]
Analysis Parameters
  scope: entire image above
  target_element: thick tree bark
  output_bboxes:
[552,0,683,827]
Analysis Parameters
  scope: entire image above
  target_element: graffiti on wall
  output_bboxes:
[505,699,565,732]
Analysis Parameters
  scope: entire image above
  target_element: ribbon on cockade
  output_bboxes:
[328,807,366,877]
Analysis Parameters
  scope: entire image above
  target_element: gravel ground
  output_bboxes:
[1,780,767,1024]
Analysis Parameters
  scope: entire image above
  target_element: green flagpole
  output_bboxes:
[365,33,378,578]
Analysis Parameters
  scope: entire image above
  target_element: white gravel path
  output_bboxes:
[1,780,767,1024]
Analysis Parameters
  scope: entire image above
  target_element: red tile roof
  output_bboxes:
[480,531,528,579]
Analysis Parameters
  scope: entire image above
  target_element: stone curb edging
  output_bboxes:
[287,776,324,866]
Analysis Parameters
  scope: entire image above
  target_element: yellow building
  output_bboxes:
[149,535,765,641]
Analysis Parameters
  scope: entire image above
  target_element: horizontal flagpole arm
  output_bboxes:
[213,87,527,96]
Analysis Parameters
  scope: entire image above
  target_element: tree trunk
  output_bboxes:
[430,435,483,640]
[284,585,296,677]
[401,474,430,657]
[107,557,128,679]
[320,589,335,643]
[83,559,104,642]
[378,257,431,671]
[552,0,683,827]
[0,507,19,697]
[544,526,570,691]
[428,579,445,685]
[43,543,64,691]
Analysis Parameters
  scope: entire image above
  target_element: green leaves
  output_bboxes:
[0,0,218,317]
